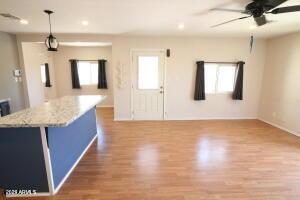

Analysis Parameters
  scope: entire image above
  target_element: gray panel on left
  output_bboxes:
[0,127,49,193]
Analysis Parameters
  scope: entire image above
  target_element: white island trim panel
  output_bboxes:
[0,95,105,128]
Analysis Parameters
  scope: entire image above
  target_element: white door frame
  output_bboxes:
[130,49,167,120]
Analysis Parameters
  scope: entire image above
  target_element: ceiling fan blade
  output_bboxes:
[261,0,288,9]
[254,15,267,26]
[270,5,300,14]
[211,16,252,28]
[194,0,249,16]
[210,8,246,13]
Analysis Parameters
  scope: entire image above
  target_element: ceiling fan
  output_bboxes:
[211,0,300,27]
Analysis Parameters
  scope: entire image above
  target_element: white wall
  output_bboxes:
[113,36,267,120]
[16,34,267,120]
[259,32,300,135]
[53,46,113,107]
[21,43,57,107]
[0,32,25,112]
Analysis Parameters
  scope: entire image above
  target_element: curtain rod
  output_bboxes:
[204,61,239,64]
[69,59,106,62]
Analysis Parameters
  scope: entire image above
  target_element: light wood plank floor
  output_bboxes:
[12,108,300,200]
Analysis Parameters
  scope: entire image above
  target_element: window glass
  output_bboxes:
[40,64,46,83]
[138,56,159,89]
[91,63,98,84]
[204,63,237,93]
[78,61,98,85]
[217,66,236,92]
[204,64,218,93]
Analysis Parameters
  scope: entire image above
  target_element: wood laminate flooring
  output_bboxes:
[11,108,300,200]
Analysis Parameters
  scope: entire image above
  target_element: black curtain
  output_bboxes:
[70,59,81,89]
[98,59,108,89]
[232,61,245,100]
[194,61,205,100]
[0,101,11,116]
[45,63,52,87]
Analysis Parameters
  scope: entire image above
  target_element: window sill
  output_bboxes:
[206,92,233,95]
[80,84,98,86]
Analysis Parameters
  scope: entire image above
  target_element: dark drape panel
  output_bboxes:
[232,61,245,100]
[45,63,52,87]
[0,101,11,116]
[70,59,81,89]
[194,61,205,100]
[98,59,108,89]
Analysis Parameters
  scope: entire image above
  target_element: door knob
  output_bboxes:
[160,91,164,94]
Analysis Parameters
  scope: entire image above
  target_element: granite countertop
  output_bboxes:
[0,95,105,128]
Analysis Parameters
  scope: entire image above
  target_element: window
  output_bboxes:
[138,56,159,89]
[40,64,46,83]
[77,61,98,85]
[204,63,237,94]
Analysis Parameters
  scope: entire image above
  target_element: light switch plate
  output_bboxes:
[13,69,22,77]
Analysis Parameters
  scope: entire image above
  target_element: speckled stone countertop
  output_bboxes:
[0,95,105,128]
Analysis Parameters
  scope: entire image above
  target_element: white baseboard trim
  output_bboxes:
[6,192,50,198]
[96,105,113,108]
[258,118,300,137]
[53,133,98,194]
[114,118,132,121]
[114,117,257,121]
[165,117,257,121]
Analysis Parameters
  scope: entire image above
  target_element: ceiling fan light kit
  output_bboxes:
[44,10,59,51]
[210,0,300,28]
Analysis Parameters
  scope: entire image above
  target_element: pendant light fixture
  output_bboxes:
[44,10,59,51]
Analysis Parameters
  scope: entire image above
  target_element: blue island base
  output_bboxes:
[0,108,98,197]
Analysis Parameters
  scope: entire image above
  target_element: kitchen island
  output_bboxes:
[0,95,105,197]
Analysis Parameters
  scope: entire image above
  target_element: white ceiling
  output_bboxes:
[0,0,300,38]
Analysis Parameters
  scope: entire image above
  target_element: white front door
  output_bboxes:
[132,50,165,120]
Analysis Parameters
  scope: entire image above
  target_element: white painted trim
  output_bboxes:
[114,118,132,121]
[124,118,164,121]
[53,133,98,194]
[130,50,134,120]
[258,118,300,137]
[40,127,55,195]
[114,117,257,121]
[163,49,167,120]
[6,192,51,198]
[130,49,166,120]
[162,117,257,120]
[96,105,114,108]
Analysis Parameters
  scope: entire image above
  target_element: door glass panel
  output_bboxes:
[138,56,159,89]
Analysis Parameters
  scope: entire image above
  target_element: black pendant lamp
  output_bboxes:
[44,10,59,51]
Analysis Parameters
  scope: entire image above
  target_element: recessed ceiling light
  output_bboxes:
[82,21,89,26]
[249,25,257,30]
[178,23,185,30]
[20,19,28,24]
